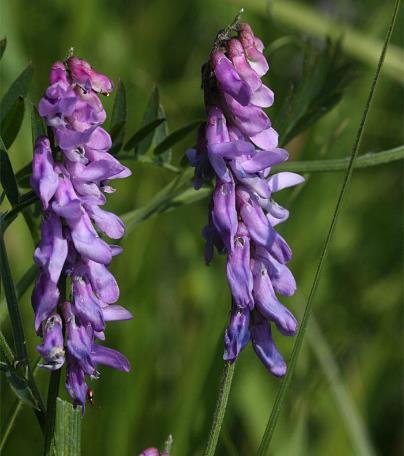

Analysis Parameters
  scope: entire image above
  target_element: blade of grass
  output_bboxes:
[257,1,401,454]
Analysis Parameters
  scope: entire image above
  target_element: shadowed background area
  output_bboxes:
[0,0,402,454]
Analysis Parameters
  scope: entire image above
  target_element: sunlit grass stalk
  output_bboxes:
[257,1,401,454]
[203,362,236,456]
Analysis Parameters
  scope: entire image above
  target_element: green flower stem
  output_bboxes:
[203,362,236,456]
[257,1,401,454]
[277,145,404,173]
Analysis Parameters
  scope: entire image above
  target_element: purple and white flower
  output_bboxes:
[32,57,132,409]
[188,22,304,376]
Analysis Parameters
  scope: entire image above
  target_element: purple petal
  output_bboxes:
[253,262,297,335]
[86,205,125,239]
[249,127,278,150]
[91,344,130,372]
[250,84,274,108]
[268,172,305,192]
[223,307,251,362]
[211,179,238,252]
[212,52,251,106]
[85,260,120,303]
[251,315,286,377]
[32,272,60,332]
[238,149,288,174]
[102,304,133,322]
[37,314,65,370]
[226,229,253,308]
[72,278,105,331]
[227,38,262,91]
[31,136,59,209]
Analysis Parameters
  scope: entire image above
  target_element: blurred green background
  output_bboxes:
[0,0,402,455]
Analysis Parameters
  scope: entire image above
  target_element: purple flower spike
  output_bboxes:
[31,55,131,411]
[188,20,304,376]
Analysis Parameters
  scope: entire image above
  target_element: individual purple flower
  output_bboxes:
[32,56,132,410]
[188,20,304,376]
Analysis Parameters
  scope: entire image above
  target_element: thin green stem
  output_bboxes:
[43,369,62,456]
[277,146,404,173]
[257,1,401,454]
[203,362,236,456]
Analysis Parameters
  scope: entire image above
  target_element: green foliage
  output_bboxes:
[55,398,82,456]
[109,79,127,155]
[0,148,19,207]
[275,40,355,146]
[0,37,6,60]
[135,86,160,156]
[1,96,25,149]
[153,120,201,156]
[124,118,165,152]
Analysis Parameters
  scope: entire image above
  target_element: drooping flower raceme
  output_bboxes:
[32,57,132,408]
[188,22,304,376]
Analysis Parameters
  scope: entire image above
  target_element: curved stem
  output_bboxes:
[203,362,236,456]
[257,1,401,454]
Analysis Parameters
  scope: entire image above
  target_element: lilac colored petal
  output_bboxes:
[238,176,271,198]
[249,127,279,150]
[34,213,68,284]
[70,213,112,264]
[206,106,230,144]
[87,127,112,150]
[223,307,250,362]
[227,38,262,91]
[73,160,125,182]
[56,125,97,150]
[86,205,125,239]
[223,93,270,137]
[212,52,251,106]
[102,304,133,322]
[85,260,120,303]
[91,344,130,372]
[37,314,65,370]
[268,201,289,220]
[211,179,238,252]
[253,262,297,335]
[268,172,305,192]
[255,246,296,296]
[66,360,88,408]
[72,278,105,332]
[239,26,269,77]
[250,84,274,108]
[239,197,276,249]
[226,231,253,308]
[31,136,59,209]
[251,317,286,377]
[202,222,225,264]
[110,245,123,256]
[269,233,292,263]
[208,139,255,159]
[32,273,60,332]
[238,149,288,174]
[64,303,95,375]
[139,449,160,456]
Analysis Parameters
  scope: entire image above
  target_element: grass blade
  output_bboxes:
[257,1,401,454]
[55,398,82,456]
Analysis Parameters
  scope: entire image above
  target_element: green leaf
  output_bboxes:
[0,63,33,124]
[153,104,171,164]
[31,104,46,147]
[274,40,355,147]
[0,38,6,60]
[154,120,201,156]
[109,79,127,155]
[0,148,20,206]
[123,118,165,152]
[3,190,38,229]
[1,96,25,149]
[135,86,159,155]
[55,398,82,456]
[4,365,41,410]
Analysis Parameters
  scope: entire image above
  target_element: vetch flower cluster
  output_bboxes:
[32,57,132,408]
[188,22,304,376]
